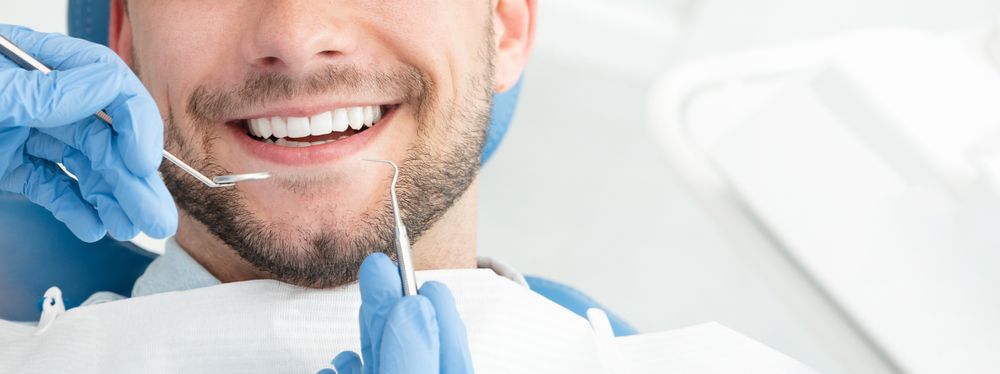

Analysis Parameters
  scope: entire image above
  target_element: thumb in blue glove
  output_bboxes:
[318,253,474,374]
[0,24,177,242]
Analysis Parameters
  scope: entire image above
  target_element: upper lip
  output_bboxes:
[221,98,401,123]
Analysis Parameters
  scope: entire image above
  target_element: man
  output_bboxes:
[0,0,536,372]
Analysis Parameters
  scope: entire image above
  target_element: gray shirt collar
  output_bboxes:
[132,237,221,297]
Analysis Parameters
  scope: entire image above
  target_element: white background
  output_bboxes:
[4,1,1000,373]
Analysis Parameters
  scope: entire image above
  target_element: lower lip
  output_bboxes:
[227,108,397,166]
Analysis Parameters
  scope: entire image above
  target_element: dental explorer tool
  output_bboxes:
[0,35,270,188]
[365,159,418,296]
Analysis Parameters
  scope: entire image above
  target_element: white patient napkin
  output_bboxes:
[0,269,818,374]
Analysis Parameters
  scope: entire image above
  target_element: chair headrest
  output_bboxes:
[67,0,520,163]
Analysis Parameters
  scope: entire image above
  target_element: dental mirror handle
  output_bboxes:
[93,111,234,188]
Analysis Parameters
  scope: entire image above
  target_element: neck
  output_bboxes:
[174,178,480,284]
[412,179,479,270]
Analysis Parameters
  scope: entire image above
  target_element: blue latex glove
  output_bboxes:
[318,253,474,374]
[0,25,177,242]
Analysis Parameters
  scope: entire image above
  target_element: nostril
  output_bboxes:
[259,56,282,67]
[319,50,340,58]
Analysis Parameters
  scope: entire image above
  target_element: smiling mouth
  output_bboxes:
[232,104,397,147]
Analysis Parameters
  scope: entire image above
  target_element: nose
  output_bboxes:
[242,1,357,73]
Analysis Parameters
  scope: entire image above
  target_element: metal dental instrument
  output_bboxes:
[365,159,418,296]
[0,35,271,188]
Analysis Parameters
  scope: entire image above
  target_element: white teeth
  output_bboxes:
[286,116,311,138]
[248,119,261,137]
[363,106,374,126]
[271,117,288,138]
[348,107,365,130]
[332,108,349,132]
[248,106,384,143]
[248,119,259,137]
[310,111,333,136]
[257,118,273,138]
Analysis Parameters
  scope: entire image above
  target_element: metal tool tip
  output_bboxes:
[362,159,399,172]
[211,172,272,185]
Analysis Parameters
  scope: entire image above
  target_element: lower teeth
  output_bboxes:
[255,130,362,147]
[266,138,336,147]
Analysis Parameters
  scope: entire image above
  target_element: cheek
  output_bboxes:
[367,2,490,87]
[132,2,246,108]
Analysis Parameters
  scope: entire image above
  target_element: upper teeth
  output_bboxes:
[247,105,382,139]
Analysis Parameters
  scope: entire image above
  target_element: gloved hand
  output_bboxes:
[0,25,177,242]
[318,253,474,374]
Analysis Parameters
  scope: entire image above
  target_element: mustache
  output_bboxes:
[186,64,430,124]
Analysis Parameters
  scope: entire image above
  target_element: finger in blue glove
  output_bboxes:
[330,351,363,374]
[419,282,475,374]
[359,252,404,374]
[378,296,440,374]
[0,141,105,241]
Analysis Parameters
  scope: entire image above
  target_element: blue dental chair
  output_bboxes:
[0,0,635,337]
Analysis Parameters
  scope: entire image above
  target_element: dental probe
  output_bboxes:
[0,35,270,188]
[364,159,418,296]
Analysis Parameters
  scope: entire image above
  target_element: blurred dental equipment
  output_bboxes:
[365,159,418,296]
[0,35,271,188]
[650,19,1000,374]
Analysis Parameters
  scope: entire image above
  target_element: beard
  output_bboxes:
[158,45,495,288]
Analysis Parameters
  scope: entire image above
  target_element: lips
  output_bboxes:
[225,104,399,165]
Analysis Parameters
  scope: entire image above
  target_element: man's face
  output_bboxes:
[124,1,497,287]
